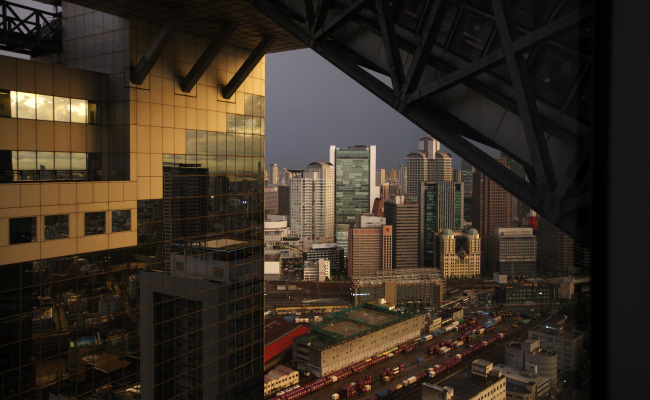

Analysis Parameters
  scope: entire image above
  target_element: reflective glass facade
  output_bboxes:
[0,4,266,399]
[331,146,373,225]
[419,182,464,268]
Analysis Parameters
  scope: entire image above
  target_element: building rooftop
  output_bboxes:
[293,303,415,350]
[492,364,549,388]
[352,268,444,286]
[430,365,505,400]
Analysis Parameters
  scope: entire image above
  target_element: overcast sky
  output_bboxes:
[265,49,469,172]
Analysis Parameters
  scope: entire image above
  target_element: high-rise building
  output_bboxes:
[537,216,575,277]
[460,160,475,223]
[406,150,432,202]
[397,163,407,195]
[269,163,279,185]
[289,161,335,245]
[265,186,279,214]
[336,223,350,258]
[329,145,378,225]
[0,5,266,398]
[453,168,462,182]
[384,196,419,268]
[436,229,481,278]
[432,150,453,182]
[376,168,385,186]
[418,136,440,159]
[389,168,397,183]
[460,160,475,196]
[472,158,513,269]
[348,225,393,277]
[419,181,464,267]
[488,227,537,278]
[277,184,290,217]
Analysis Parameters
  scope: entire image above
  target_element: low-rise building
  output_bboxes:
[265,215,289,244]
[503,338,557,393]
[351,268,445,307]
[263,366,299,396]
[492,363,551,399]
[303,259,330,281]
[423,360,506,400]
[293,303,424,377]
[304,243,344,276]
[494,278,558,306]
[528,316,584,372]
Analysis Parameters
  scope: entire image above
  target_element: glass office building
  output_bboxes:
[0,3,267,399]
[329,145,378,225]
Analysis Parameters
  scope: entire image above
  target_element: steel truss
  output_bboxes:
[0,0,62,56]
[249,0,596,248]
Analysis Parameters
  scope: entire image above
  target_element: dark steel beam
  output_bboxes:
[315,40,394,105]
[132,7,189,85]
[492,0,557,200]
[314,38,541,212]
[402,0,448,97]
[314,0,332,34]
[181,23,236,93]
[314,0,367,41]
[375,0,405,98]
[304,0,315,33]
[251,1,309,43]
[222,35,275,99]
[408,5,593,104]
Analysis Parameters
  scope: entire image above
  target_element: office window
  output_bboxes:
[16,92,36,119]
[54,96,71,122]
[36,94,54,121]
[70,98,88,123]
[85,212,106,235]
[44,214,69,240]
[10,217,37,244]
[112,210,131,232]
[0,89,12,117]
[88,101,100,124]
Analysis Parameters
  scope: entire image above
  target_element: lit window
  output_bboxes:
[16,92,36,119]
[36,94,54,121]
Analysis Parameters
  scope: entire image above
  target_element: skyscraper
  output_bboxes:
[419,181,464,268]
[376,168,386,186]
[406,150,432,202]
[348,224,393,277]
[329,145,378,225]
[432,150,453,182]
[488,227,537,277]
[384,196,419,268]
[472,158,513,269]
[460,160,475,223]
[418,136,440,158]
[269,163,279,185]
[289,161,335,245]
[537,216,576,277]
[397,163,407,195]
[0,5,265,398]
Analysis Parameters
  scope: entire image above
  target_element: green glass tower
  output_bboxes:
[329,145,378,225]
[419,181,464,267]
